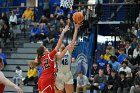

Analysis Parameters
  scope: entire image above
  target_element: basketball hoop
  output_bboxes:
[60,0,74,9]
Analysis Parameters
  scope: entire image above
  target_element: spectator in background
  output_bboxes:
[36,66,42,78]
[13,65,22,86]
[71,58,78,91]
[125,28,135,42]
[131,26,138,37]
[48,14,57,30]
[76,71,90,93]
[9,11,17,28]
[91,69,107,93]
[23,61,38,85]
[118,48,128,64]
[0,48,7,66]
[0,23,10,44]
[30,22,39,43]
[89,63,99,91]
[119,61,132,77]
[117,38,126,49]
[107,42,115,56]
[36,24,48,43]
[104,49,111,61]
[39,15,48,25]
[108,55,120,72]
[131,37,138,50]
[97,54,108,69]
[136,13,140,25]
[15,7,22,19]
[0,12,9,27]
[133,44,140,65]
[108,69,118,93]
[22,7,34,21]
[117,71,129,93]
[104,64,112,76]
[124,42,133,59]
[130,68,140,93]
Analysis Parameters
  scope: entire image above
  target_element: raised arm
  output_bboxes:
[68,23,80,54]
[54,25,69,51]
[56,24,80,60]
[0,71,23,93]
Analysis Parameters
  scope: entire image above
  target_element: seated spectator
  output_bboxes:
[97,54,108,69]
[107,42,115,56]
[76,71,90,93]
[117,38,126,49]
[130,68,140,93]
[136,13,140,26]
[23,61,38,85]
[133,44,140,65]
[30,22,39,43]
[36,24,48,43]
[104,49,111,61]
[89,63,99,83]
[0,12,9,28]
[124,42,133,59]
[91,69,107,93]
[39,15,48,25]
[125,28,136,42]
[0,23,10,44]
[108,55,120,72]
[117,71,129,93]
[118,48,128,64]
[13,65,22,86]
[104,64,112,76]
[131,37,138,50]
[22,7,34,21]
[15,7,22,20]
[119,61,132,77]
[36,66,42,78]
[131,26,138,37]
[9,11,17,28]
[0,47,7,66]
[108,69,119,93]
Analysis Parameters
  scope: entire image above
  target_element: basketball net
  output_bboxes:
[60,0,74,9]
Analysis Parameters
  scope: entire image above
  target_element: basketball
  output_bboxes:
[72,12,84,24]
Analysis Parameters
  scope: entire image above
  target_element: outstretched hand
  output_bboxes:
[62,25,70,33]
[14,85,23,93]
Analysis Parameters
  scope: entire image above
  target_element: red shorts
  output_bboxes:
[38,78,55,93]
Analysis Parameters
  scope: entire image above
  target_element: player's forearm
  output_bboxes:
[55,31,65,51]
[71,28,78,43]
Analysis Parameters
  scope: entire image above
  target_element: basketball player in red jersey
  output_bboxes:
[36,25,71,93]
[0,57,23,93]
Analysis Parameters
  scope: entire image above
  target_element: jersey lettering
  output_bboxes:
[42,59,50,70]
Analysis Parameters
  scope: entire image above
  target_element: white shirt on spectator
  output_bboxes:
[9,15,17,24]
[77,75,90,87]
[15,69,22,78]
[136,16,140,23]
[119,66,131,74]
[133,48,140,58]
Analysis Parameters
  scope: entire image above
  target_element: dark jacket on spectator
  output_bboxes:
[108,74,119,89]
[93,74,107,84]
[91,67,99,77]
[117,77,129,88]
[134,75,140,85]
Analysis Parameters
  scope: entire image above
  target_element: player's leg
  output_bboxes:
[65,84,74,93]
[64,71,74,93]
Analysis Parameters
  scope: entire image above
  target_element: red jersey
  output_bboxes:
[0,83,5,92]
[39,49,57,79]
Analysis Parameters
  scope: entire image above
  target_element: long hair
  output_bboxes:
[37,46,44,64]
